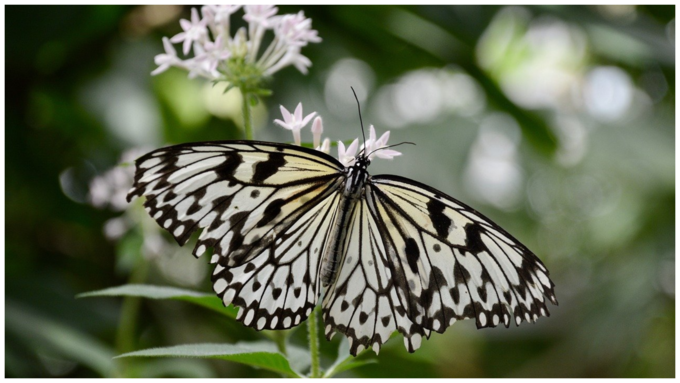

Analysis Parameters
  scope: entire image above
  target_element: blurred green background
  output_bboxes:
[5,4,675,378]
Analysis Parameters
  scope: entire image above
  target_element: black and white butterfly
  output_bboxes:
[127,137,557,356]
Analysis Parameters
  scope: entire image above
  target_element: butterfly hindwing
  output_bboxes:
[213,185,342,330]
[321,197,428,355]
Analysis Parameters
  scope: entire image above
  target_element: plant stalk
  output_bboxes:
[308,307,321,378]
[115,259,149,377]
[240,87,253,140]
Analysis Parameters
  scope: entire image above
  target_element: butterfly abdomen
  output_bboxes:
[320,161,369,287]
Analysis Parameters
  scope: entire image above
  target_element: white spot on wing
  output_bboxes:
[196,245,206,257]
[244,310,255,326]
[223,289,235,306]
[411,333,422,351]
[173,225,184,237]
[214,279,227,294]
[140,157,162,169]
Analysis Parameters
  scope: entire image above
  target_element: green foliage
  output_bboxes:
[6,303,116,377]
[118,343,308,378]
[5,4,675,378]
[323,338,377,378]
[78,284,238,318]
[80,284,371,377]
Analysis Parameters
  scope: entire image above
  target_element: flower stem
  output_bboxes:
[308,306,321,378]
[240,87,253,140]
[115,258,149,377]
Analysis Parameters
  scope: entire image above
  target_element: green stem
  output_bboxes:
[115,259,149,377]
[308,307,321,378]
[240,87,253,140]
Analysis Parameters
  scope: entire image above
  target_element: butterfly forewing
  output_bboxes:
[127,141,343,262]
[368,176,557,333]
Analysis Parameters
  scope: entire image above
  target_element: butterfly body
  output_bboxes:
[321,156,370,287]
[127,140,557,356]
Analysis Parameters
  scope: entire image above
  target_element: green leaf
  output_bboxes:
[117,342,307,378]
[323,337,377,378]
[77,284,237,319]
[325,358,377,377]
[222,83,236,94]
[79,285,287,344]
[253,88,273,96]
[282,341,312,376]
[6,302,117,377]
[137,359,216,378]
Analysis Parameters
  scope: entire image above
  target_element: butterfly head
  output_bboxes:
[344,154,370,198]
[353,153,371,171]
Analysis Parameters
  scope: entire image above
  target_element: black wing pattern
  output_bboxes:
[127,141,345,330]
[323,174,557,355]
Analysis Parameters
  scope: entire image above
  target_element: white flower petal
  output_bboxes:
[279,105,292,122]
[312,117,323,148]
[294,102,303,121]
[337,140,346,159]
[316,137,331,154]
[151,64,170,76]
[300,111,316,128]
[179,19,192,31]
[376,149,402,159]
[273,119,292,130]
[369,125,377,143]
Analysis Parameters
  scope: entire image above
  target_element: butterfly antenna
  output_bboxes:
[366,141,416,158]
[351,87,367,155]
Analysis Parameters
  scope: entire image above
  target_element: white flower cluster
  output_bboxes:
[275,103,402,166]
[153,5,321,82]
[89,148,173,258]
[89,148,148,212]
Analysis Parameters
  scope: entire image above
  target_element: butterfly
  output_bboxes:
[126,136,557,356]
